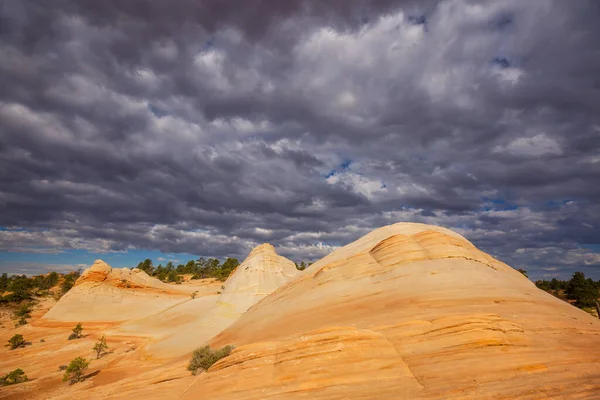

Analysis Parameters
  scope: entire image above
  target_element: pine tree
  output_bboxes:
[92,335,109,359]
[69,323,84,340]
[62,357,89,384]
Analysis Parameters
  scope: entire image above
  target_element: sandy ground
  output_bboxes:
[0,279,219,399]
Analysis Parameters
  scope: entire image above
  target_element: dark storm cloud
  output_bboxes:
[1,0,599,279]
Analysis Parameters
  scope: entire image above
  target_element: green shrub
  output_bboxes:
[68,323,83,340]
[6,334,26,350]
[187,345,234,375]
[566,272,599,308]
[92,335,109,359]
[60,271,80,295]
[62,357,89,384]
[0,369,28,386]
[15,302,33,319]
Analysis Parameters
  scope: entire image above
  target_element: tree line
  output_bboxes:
[0,270,81,304]
[535,271,599,309]
[136,257,313,283]
[0,254,314,302]
[136,257,242,282]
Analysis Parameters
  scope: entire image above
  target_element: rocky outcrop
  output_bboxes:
[192,223,600,399]
[40,260,195,324]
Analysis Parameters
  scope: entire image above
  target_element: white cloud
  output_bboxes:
[494,133,562,157]
[327,171,387,199]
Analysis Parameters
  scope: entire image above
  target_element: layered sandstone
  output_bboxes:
[3,223,600,400]
[182,223,600,399]
[144,243,299,358]
[40,260,197,324]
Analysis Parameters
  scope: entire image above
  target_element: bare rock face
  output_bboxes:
[177,222,600,400]
[41,260,194,324]
[217,243,299,313]
[145,243,298,358]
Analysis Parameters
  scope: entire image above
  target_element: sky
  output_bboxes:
[0,0,599,280]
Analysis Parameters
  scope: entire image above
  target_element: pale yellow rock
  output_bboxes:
[2,223,599,400]
[40,260,196,324]
[196,222,600,399]
[144,243,298,358]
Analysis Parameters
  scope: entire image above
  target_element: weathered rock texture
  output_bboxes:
[3,223,600,400]
[182,222,600,400]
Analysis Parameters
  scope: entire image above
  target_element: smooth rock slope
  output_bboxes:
[177,222,600,400]
[145,243,299,358]
[40,260,196,324]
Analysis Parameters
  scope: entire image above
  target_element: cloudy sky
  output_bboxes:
[1,0,599,279]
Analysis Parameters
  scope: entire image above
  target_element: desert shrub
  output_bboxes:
[187,345,234,375]
[15,302,33,319]
[167,270,182,283]
[58,365,67,371]
[40,271,59,290]
[7,334,26,350]
[517,268,528,278]
[62,357,89,384]
[16,317,28,326]
[0,273,7,293]
[68,323,83,340]
[191,291,197,299]
[92,335,109,359]
[60,271,81,295]
[0,369,28,386]
[40,339,46,342]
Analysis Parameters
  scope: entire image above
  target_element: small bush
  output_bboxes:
[40,338,46,343]
[16,317,28,326]
[58,365,67,371]
[187,345,234,375]
[0,369,28,386]
[68,323,83,340]
[62,357,89,384]
[15,303,33,319]
[92,335,109,359]
[6,334,26,350]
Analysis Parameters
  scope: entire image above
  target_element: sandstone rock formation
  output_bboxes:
[41,260,197,324]
[144,243,299,358]
[182,222,600,399]
[2,223,599,400]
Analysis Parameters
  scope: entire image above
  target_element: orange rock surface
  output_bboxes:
[194,223,600,399]
[1,223,599,399]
